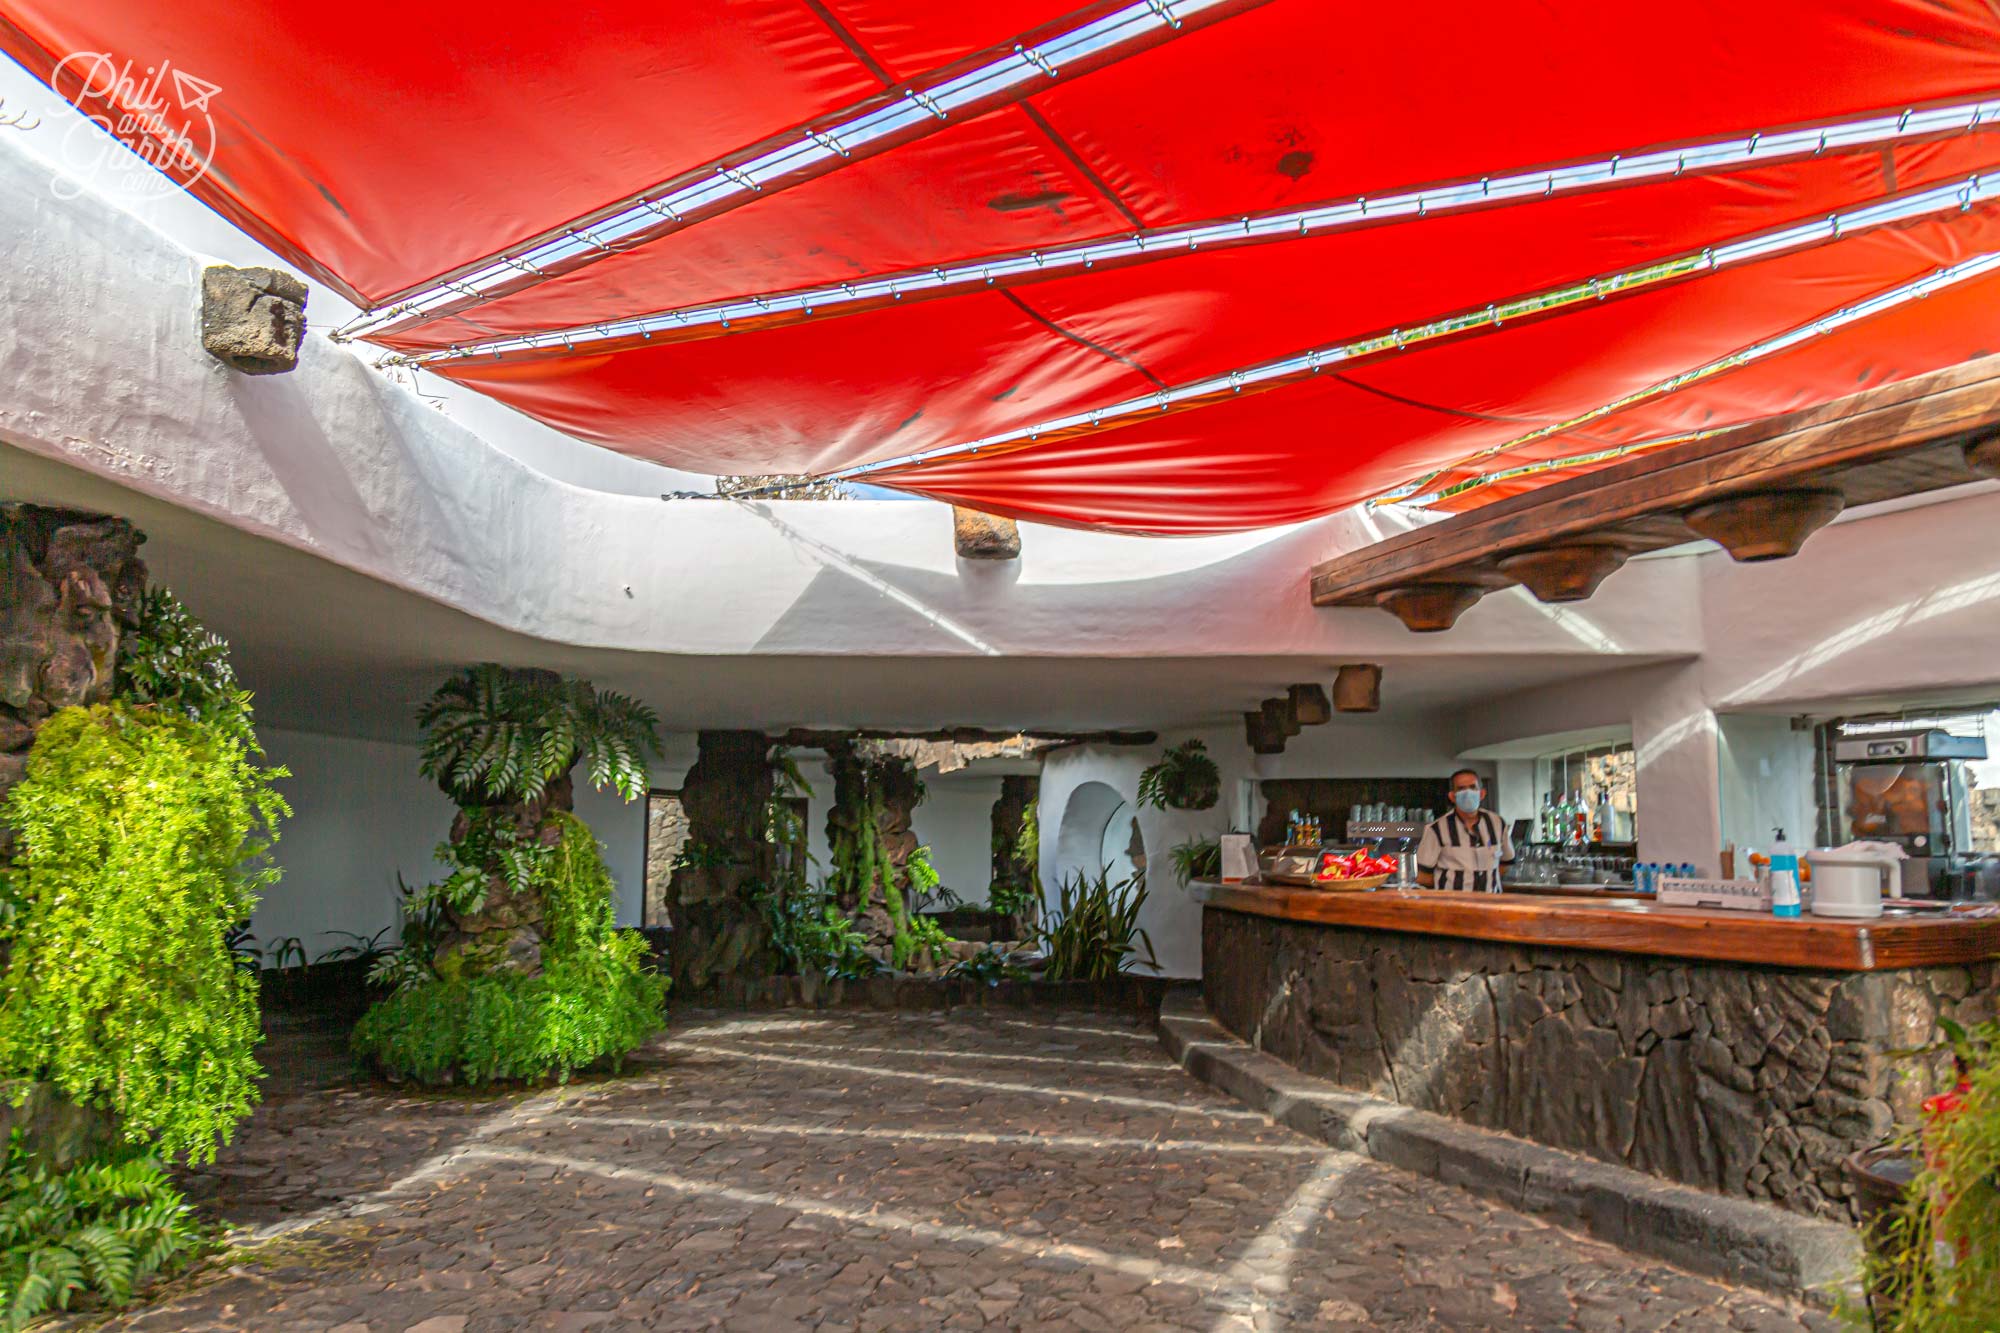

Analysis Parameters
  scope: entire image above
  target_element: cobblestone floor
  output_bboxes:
[103,1010,1847,1331]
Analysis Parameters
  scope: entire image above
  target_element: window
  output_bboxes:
[641,790,688,928]
[1536,743,1637,842]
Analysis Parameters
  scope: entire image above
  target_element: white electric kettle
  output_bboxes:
[1806,846,1902,919]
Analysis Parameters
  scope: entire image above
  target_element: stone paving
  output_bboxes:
[104,1010,1850,1331]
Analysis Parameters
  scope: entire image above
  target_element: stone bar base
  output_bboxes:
[1157,991,1860,1300]
[1203,908,1997,1221]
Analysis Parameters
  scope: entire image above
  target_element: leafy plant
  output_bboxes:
[1864,1017,2000,1331]
[417,664,661,804]
[314,926,396,968]
[986,880,1038,920]
[223,923,261,976]
[1168,835,1222,888]
[0,704,287,1163]
[416,806,557,921]
[988,800,1040,921]
[673,842,735,873]
[895,911,955,972]
[766,752,815,848]
[112,587,253,746]
[366,874,446,994]
[905,846,964,913]
[261,936,307,972]
[1136,740,1221,812]
[1012,802,1039,873]
[352,815,665,1085]
[757,881,879,981]
[946,946,1029,988]
[0,1137,204,1331]
[905,844,939,897]
[1034,869,1158,981]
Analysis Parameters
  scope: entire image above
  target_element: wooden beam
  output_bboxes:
[1312,353,2000,608]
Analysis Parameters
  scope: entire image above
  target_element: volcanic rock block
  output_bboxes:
[0,506,147,854]
[988,773,1038,916]
[666,730,778,992]
[1203,908,1998,1221]
[0,1080,118,1171]
[952,506,1022,560]
[431,766,572,979]
[201,265,309,375]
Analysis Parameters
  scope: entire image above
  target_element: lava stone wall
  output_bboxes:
[1203,908,1997,1221]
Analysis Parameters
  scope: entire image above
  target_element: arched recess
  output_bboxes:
[1052,780,1146,893]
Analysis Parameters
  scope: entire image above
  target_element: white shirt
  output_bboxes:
[1415,808,1513,892]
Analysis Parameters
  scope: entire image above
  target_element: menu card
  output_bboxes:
[1219,834,1258,883]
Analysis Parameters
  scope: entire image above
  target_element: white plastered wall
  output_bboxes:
[252,727,660,960]
[911,774,1004,907]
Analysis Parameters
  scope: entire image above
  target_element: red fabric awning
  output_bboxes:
[1421,261,2000,511]
[8,0,2000,530]
[865,202,2000,531]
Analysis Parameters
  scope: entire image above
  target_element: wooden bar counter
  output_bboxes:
[1192,880,2000,1222]
[1193,882,2000,971]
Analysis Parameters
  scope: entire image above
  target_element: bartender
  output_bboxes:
[1416,769,1513,892]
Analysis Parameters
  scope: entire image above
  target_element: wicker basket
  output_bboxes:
[1312,873,1392,892]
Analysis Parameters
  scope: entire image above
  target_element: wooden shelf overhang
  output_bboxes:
[1310,355,2000,629]
[1196,882,2000,971]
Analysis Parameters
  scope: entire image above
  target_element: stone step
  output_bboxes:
[1154,987,1862,1306]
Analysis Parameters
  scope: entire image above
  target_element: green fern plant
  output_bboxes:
[417,665,661,804]
[0,704,287,1163]
[895,911,956,972]
[755,881,879,981]
[352,815,665,1085]
[1136,740,1221,811]
[0,1137,203,1331]
[112,587,254,746]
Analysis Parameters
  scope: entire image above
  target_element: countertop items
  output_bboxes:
[1190,881,2000,971]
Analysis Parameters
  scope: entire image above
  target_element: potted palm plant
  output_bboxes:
[1137,740,1221,812]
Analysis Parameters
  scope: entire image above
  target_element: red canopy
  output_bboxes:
[9,0,2000,530]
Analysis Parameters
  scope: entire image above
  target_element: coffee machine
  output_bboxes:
[1832,729,1987,899]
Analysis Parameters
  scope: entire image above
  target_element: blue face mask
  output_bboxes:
[1452,787,1482,814]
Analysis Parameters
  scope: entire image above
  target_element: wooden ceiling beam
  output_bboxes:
[1312,353,2000,619]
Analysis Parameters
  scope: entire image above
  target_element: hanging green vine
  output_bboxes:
[824,750,953,971]
[0,704,288,1163]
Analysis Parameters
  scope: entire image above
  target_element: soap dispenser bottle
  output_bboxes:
[1769,828,1802,919]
